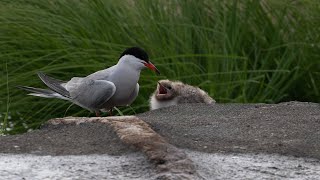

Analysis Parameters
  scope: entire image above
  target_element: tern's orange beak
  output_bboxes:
[144,61,160,75]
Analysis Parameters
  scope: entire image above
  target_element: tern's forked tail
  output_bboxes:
[16,85,69,100]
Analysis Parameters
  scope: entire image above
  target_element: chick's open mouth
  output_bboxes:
[158,84,167,95]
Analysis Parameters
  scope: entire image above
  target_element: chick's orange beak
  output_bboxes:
[144,61,160,75]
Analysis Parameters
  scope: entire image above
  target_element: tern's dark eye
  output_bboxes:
[167,86,172,90]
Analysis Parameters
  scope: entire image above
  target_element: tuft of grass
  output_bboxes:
[1,61,10,134]
[0,0,319,134]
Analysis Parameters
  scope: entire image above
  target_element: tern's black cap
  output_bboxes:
[120,47,149,62]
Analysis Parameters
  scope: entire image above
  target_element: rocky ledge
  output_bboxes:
[0,102,319,179]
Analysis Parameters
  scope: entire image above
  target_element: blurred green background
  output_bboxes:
[0,0,319,134]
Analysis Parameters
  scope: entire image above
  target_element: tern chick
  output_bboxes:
[150,79,215,110]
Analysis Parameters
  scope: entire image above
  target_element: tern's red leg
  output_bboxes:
[109,108,113,116]
[95,111,100,117]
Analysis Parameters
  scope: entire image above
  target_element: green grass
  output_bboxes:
[0,0,319,134]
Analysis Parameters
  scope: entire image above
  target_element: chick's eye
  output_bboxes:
[167,86,172,90]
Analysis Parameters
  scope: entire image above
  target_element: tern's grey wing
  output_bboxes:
[37,72,70,98]
[86,65,117,80]
[63,77,84,91]
[68,79,116,110]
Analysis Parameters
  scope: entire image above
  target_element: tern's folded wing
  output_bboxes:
[37,72,70,98]
[68,79,116,109]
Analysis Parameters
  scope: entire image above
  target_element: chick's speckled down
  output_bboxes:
[150,79,215,110]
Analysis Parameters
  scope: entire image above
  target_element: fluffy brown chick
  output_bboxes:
[149,79,215,110]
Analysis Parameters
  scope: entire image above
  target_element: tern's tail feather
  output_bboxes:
[16,85,69,100]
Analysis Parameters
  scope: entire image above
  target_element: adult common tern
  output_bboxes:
[149,79,215,110]
[18,47,160,116]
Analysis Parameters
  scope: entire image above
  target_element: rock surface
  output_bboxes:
[0,101,319,179]
[1,151,320,180]
[0,122,131,155]
[0,153,157,180]
[138,102,320,159]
